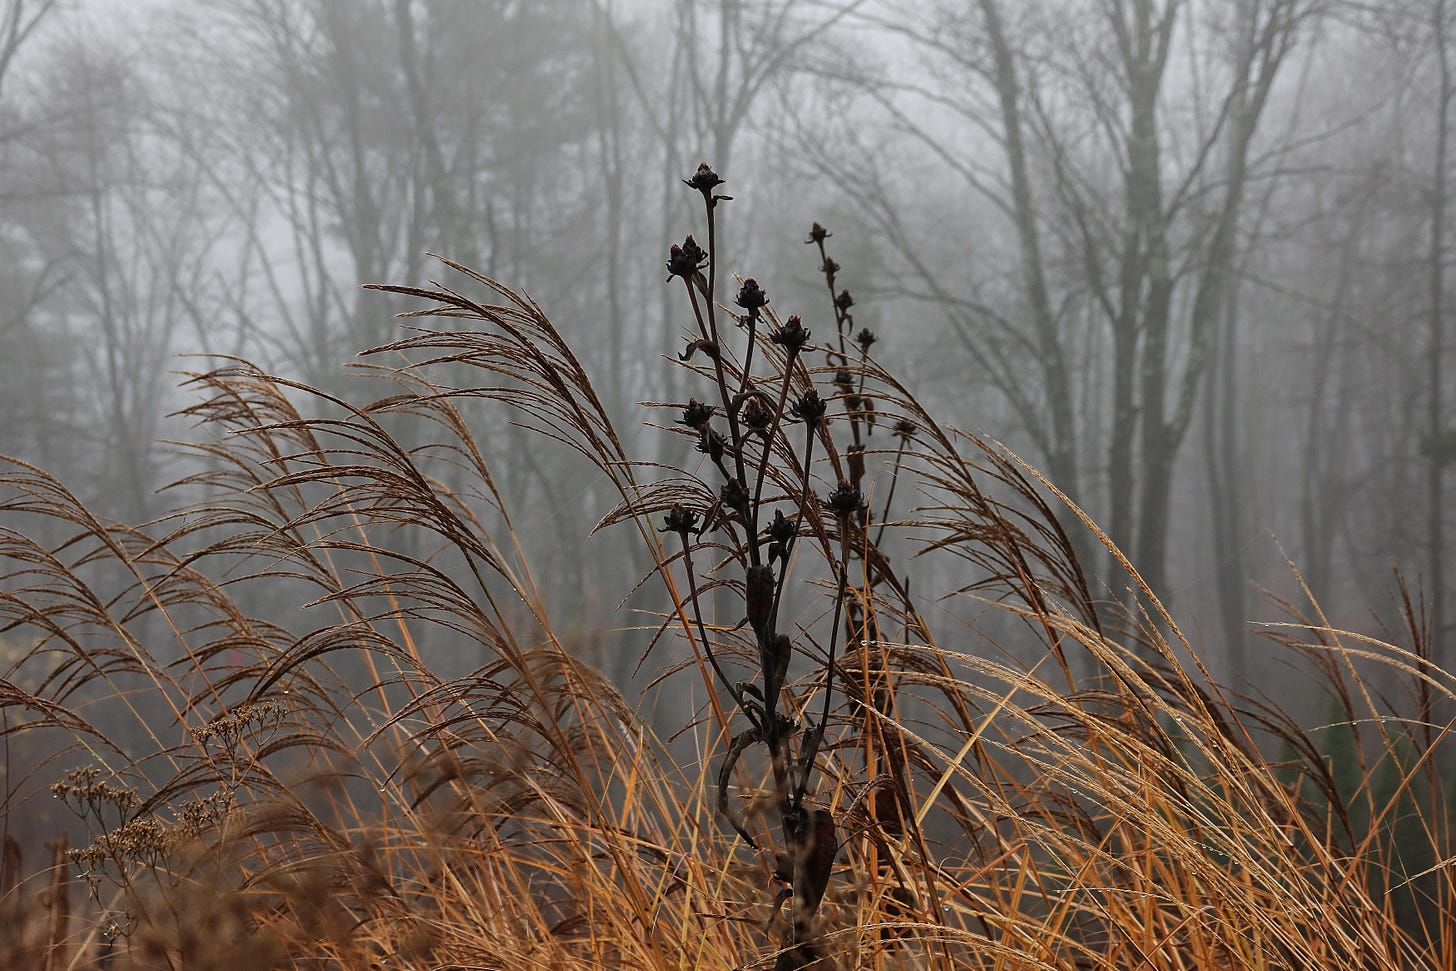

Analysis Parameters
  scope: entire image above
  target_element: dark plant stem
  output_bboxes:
[873,439,909,549]
[678,531,759,731]
[794,522,851,807]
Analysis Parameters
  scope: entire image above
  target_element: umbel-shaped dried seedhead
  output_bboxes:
[659,162,916,970]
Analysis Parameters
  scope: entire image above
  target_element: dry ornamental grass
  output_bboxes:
[1,167,1454,970]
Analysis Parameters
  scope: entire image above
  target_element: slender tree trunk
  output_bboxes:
[1125,5,1175,599]
[1205,279,1247,681]
[592,1,629,424]
[979,0,1080,499]
[1134,274,1175,600]
[1428,0,1450,648]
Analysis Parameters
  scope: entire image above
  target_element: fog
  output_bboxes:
[0,0,1448,710]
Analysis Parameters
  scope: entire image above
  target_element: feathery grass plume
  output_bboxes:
[0,169,1454,969]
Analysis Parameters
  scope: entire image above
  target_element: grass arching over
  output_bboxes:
[0,168,1453,970]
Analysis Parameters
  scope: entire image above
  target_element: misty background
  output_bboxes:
[0,0,1448,718]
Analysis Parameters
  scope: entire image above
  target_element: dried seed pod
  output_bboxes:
[846,445,865,490]
[790,389,827,429]
[776,806,839,944]
[823,482,866,519]
[660,504,699,537]
[766,633,792,693]
[800,807,838,914]
[767,510,798,564]
[746,564,775,640]
[771,316,811,357]
[677,398,715,430]
[665,235,708,281]
[735,278,769,313]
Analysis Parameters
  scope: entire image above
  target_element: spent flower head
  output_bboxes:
[741,396,773,435]
[696,427,730,464]
[661,504,700,536]
[735,278,769,313]
[666,235,708,281]
[790,389,828,428]
[767,510,798,564]
[677,398,715,431]
[685,162,732,208]
[721,478,749,513]
[52,767,140,817]
[824,481,867,519]
[771,315,811,356]
[685,161,725,193]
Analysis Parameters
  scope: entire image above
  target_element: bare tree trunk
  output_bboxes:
[1205,276,1247,680]
[592,1,630,423]
[978,0,1080,499]
[1428,0,1451,648]
[1113,0,1177,598]
[1127,0,1301,605]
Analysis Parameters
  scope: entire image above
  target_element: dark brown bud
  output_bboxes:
[771,316,811,356]
[721,478,749,513]
[823,481,866,519]
[806,222,830,244]
[665,234,708,281]
[684,162,732,207]
[696,427,729,465]
[767,510,797,564]
[660,504,699,536]
[790,389,827,428]
[735,278,769,313]
[677,398,715,430]
[684,161,724,193]
[741,396,773,435]
[767,509,797,546]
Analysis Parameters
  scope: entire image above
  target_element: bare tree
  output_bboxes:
[811,0,1321,608]
[1425,0,1452,642]
[0,0,57,103]
[1,3,228,522]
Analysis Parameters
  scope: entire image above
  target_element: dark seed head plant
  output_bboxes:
[1,166,1456,971]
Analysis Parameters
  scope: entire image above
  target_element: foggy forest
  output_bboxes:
[3,0,1456,968]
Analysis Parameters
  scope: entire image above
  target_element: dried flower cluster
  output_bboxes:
[660,163,915,970]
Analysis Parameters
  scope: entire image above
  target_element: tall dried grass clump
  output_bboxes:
[2,168,1454,970]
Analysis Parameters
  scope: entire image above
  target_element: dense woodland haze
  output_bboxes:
[2,0,1451,690]
[4,1,1456,967]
